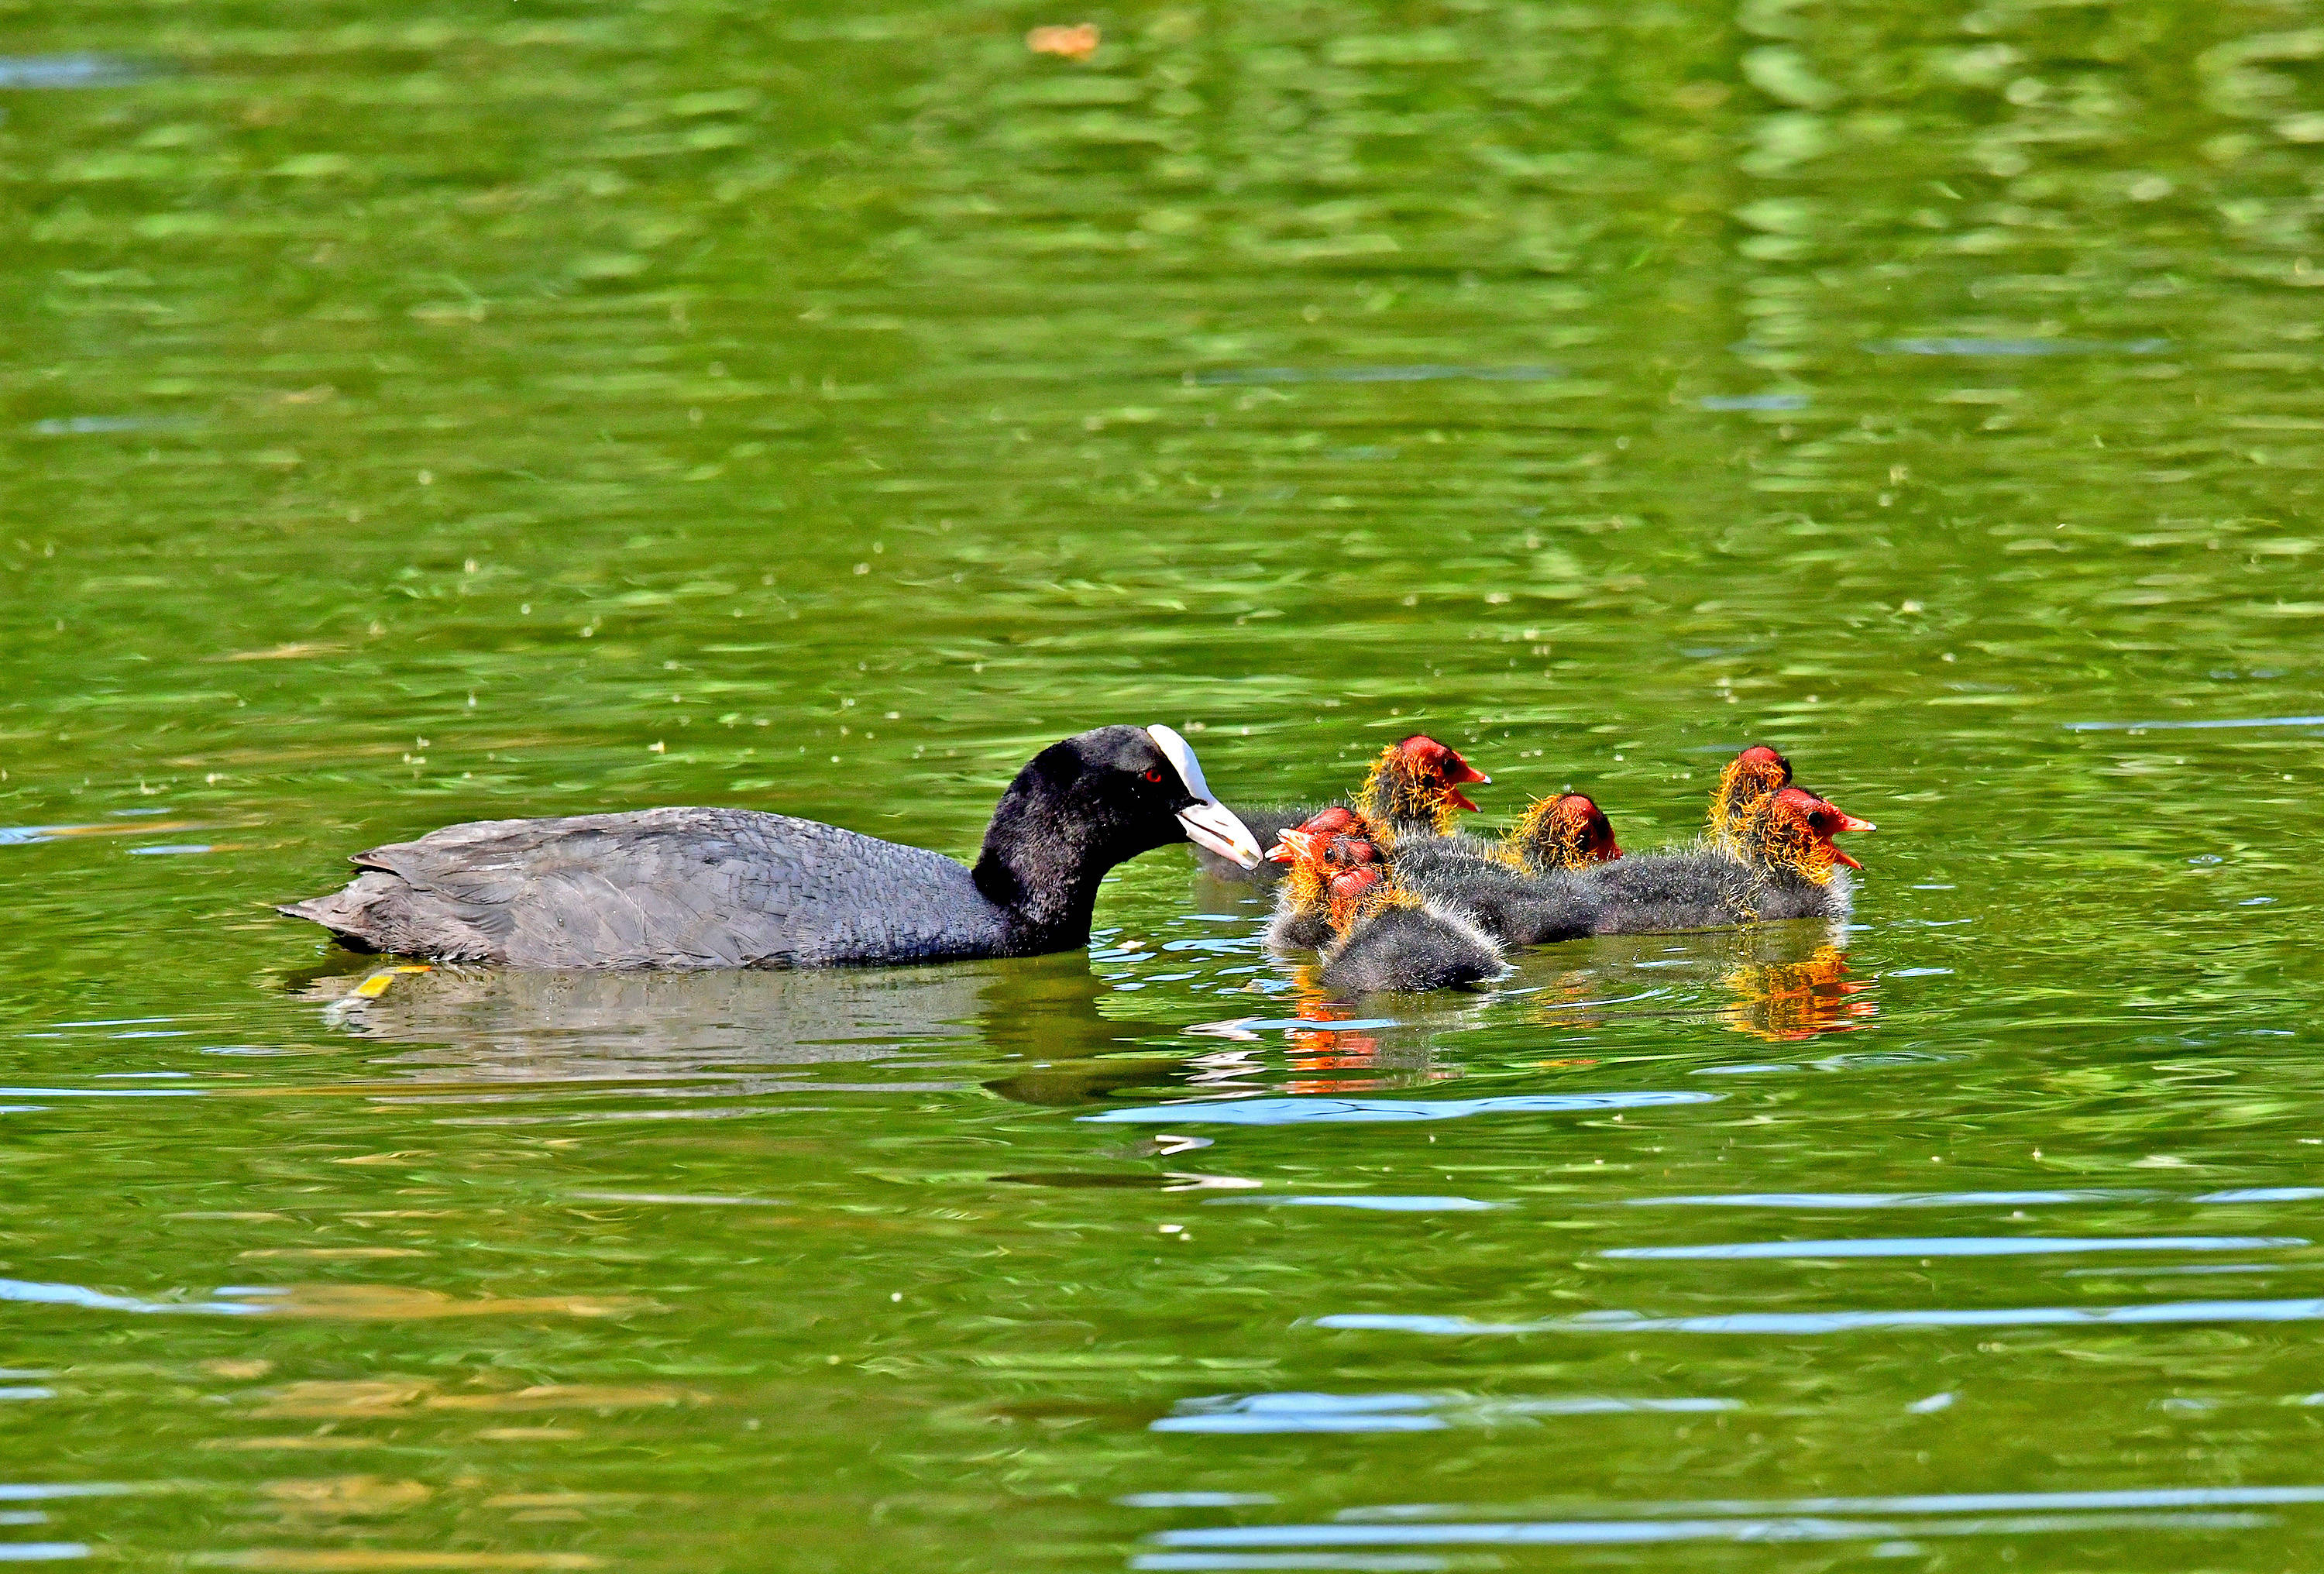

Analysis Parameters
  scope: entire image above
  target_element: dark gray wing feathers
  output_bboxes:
[283,808,1008,970]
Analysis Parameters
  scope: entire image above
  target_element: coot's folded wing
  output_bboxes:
[284,807,1006,969]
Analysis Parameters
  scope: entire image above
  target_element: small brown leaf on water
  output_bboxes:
[255,1380,436,1418]
[201,1358,276,1380]
[201,1437,373,1452]
[239,1248,435,1260]
[40,820,205,840]
[263,1284,638,1320]
[424,1383,698,1413]
[208,642,345,662]
[1026,22,1098,59]
[256,1377,693,1418]
[260,1475,432,1516]
[482,1493,643,1510]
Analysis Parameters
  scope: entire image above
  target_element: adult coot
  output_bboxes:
[279,724,1263,970]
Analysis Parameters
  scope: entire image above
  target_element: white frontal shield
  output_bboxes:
[1147,724,1262,869]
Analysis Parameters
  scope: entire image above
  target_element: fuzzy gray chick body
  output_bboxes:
[1319,897,1506,994]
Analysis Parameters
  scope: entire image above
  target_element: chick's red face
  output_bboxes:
[1777,786,1875,868]
[1396,735,1490,809]
[1571,799,1622,863]
[1545,795,1620,863]
[1270,806,1371,862]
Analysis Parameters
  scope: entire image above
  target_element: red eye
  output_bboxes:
[1143,768,1164,783]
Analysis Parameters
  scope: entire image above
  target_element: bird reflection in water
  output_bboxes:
[1721,940,1877,1042]
[1274,973,1463,1095]
[293,950,1229,1108]
[1516,964,1625,1033]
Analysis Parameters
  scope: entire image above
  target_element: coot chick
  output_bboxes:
[1578,785,1872,934]
[1197,734,1486,878]
[1502,792,1622,875]
[280,724,1263,970]
[1320,887,1506,995]
[1707,744,1792,852]
[1370,794,1612,947]
[1390,832,1603,948]
[1267,819,1507,991]
[1356,734,1490,844]
[1263,814,1385,950]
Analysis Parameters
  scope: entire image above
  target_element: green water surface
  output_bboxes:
[5,0,2324,1568]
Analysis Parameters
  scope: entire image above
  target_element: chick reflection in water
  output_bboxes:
[1721,932,1876,1043]
[1274,974,1477,1095]
[1499,924,1875,1044]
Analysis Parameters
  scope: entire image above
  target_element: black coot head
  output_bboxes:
[1021,725,1263,870]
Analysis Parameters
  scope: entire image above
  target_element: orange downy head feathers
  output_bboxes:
[1506,792,1621,873]
[1741,785,1875,884]
[1356,734,1490,837]
[1709,744,1794,848]
[1274,820,1390,932]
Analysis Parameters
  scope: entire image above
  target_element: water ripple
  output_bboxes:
[1864,337,2168,356]
[1186,365,1561,386]
[1600,1235,2303,1260]
[1206,1197,1499,1213]
[1081,1093,1718,1126]
[1153,1391,1740,1434]
[0,54,143,88]
[0,1279,259,1317]
[1622,1189,2161,1208]
[2063,714,2324,731]
[1149,1510,2268,1550]
[1317,1297,2324,1336]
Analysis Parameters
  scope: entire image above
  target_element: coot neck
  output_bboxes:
[969,758,1123,950]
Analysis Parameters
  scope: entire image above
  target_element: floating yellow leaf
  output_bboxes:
[1026,22,1098,59]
